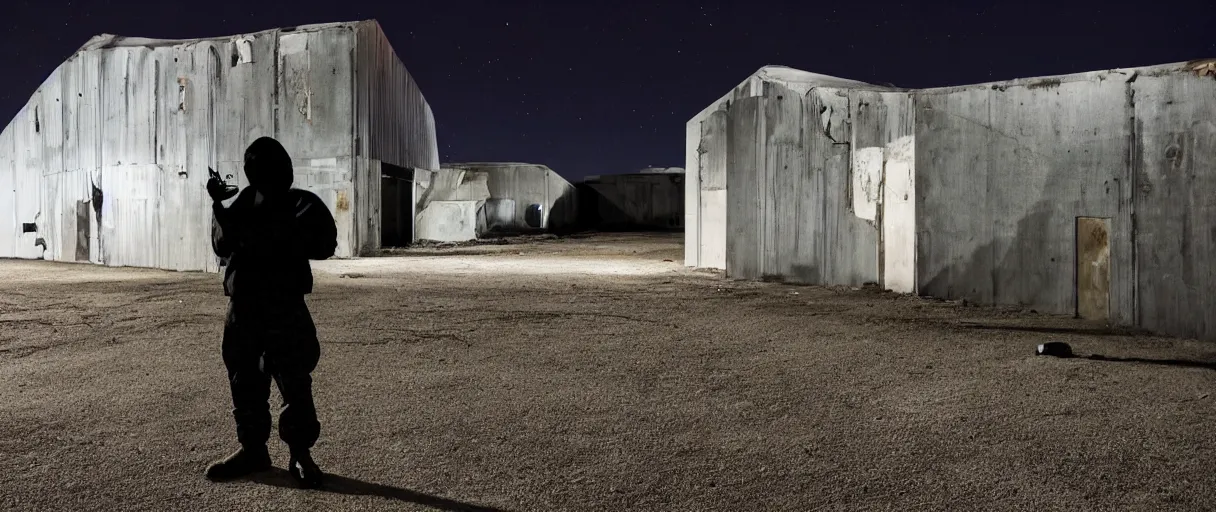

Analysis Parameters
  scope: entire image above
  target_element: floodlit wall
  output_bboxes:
[0,19,437,272]
[413,167,490,242]
[917,61,1216,340]
[690,59,1216,340]
[684,66,890,271]
[353,21,441,254]
[685,67,906,287]
[580,169,684,230]
[852,91,916,293]
[723,84,895,286]
[442,163,578,233]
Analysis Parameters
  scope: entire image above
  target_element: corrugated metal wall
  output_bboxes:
[0,21,405,270]
[353,21,441,254]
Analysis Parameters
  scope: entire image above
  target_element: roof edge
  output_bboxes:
[73,19,375,54]
[917,58,1216,93]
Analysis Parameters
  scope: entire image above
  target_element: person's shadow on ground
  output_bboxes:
[246,469,510,512]
[1082,354,1216,371]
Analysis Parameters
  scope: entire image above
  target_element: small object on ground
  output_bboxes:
[1036,341,1074,358]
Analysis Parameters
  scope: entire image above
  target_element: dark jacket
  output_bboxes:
[210,137,337,298]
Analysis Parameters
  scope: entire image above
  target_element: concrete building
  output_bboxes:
[684,66,906,286]
[411,163,577,242]
[0,20,439,272]
[686,60,1216,340]
[580,167,685,231]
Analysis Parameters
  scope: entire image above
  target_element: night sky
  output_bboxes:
[3,1,1214,182]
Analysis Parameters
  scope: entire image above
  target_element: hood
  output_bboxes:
[243,137,294,194]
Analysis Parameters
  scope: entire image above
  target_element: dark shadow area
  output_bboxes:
[960,323,1145,337]
[1082,354,1216,371]
[247,469,511,512]
[546,184,581,236]
[574,175,684,233]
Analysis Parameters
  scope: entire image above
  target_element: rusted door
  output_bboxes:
[1076,217,1111,321]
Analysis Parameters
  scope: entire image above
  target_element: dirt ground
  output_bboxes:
[2,232,1214,511]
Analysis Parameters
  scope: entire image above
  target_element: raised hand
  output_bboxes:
[207,167,240,202]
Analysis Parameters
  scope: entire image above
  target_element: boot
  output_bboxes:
[288,448,324,489]
[205,445,272,481]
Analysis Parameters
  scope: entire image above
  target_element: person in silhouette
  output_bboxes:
[204,136,337,489]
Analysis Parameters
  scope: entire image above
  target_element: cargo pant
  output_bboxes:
[221,295,322,451]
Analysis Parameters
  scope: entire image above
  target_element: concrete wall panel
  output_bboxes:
[916,77,1132,319]
[415,200,480,242]
[441,163,576,233]
[806,87,879,286]
[697,110,728,268]
[883,135,916,293]
[1132,72,1216,339]
[725,96,762,278]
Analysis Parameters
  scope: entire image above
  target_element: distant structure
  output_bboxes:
[686,60,1216,341]
[579,167,684,231]
[412,162,578,242]
[0,20,439,271]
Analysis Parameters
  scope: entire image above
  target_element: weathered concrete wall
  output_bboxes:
[0,21,388,271]
[580,169,684,231]
[1129,69,1216,340]
[916,72,1136,323]
[916,61,1216,339]
[353,21,440,254]
[412,167,491,241]
[685,66,896,270]
[724,83,882,285]
[415,200,482,242]
[688,60,1216,339]
[442,163,578,233]
[851,91,916,293]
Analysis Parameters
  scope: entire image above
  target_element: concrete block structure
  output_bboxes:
[686,60,1216,340]
[0,20,440,271]
[438,163,579,235]
[580,167,685,231]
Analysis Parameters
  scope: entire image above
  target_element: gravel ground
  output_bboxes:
[1,232,1214,511]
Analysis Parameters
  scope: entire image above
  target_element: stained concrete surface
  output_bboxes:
[2,232,1215,511]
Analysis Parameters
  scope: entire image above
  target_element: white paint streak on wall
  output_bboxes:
[684,115,701,267]
[882,135,916,294]
[852,147,883,222]
[236,38,254,64]
[278,33,308,55]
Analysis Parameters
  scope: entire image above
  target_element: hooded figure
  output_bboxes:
[205,136,336,488]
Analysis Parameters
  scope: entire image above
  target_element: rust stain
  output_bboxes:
[1076,217,1111,322]
[336,190,350,212]
[177,77,188,112]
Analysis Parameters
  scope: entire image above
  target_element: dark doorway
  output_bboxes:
[380,163,414,248]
